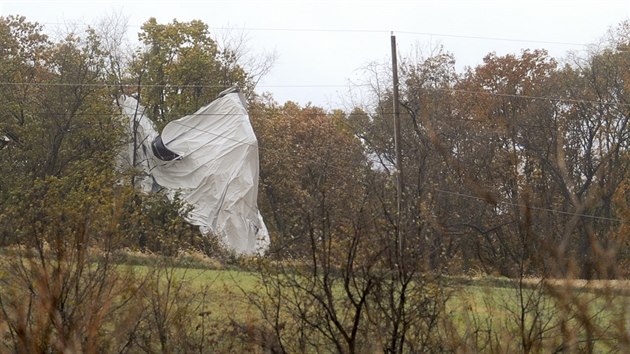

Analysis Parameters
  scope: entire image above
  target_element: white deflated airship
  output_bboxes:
[119,87,270,255]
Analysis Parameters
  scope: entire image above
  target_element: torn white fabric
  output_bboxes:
[118,91,270,255]
[119,95,159,194]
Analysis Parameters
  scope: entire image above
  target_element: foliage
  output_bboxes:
[354,42,629,279]
[250,99,369,257]
[130,18,251,129]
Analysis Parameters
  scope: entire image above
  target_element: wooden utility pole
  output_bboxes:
[391,32,404,258]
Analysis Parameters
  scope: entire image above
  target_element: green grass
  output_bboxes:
[118,263,630,352]
[4,246,629,351]
[447,279,630,352]
[120,264,262,323]
[125,263,630,323]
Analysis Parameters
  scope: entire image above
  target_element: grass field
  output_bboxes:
[136,264,630,319]
[128,265,262,320]
[139,264,630,352]
[3,250,629,352]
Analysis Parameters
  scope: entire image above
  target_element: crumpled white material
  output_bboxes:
[119,90,269,255]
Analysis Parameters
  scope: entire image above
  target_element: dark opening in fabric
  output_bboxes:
[151,135,180,161]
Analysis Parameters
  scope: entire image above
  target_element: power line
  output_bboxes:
[36,21,590,47]
[210,27,588,47]
[0,81,362,89]
[432,189,625,224]
[2,80,629,108]
[395,30,587,47]
[10,108,625,131]
[433,87,630,108]
[207,26,588,47]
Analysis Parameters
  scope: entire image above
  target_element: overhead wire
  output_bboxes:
[0,81,360,89]
[432,189,625,223]
[208,27,588,47]
[35,21,591,47]
[2,81,630,108]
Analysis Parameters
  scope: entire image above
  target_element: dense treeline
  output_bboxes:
[252,46,629,280]
[0,14,628,353]
[356,46,630,279]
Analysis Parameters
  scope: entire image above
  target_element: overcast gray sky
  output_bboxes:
[2,0,629,107]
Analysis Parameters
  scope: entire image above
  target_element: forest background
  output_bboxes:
[0,14,628,353]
